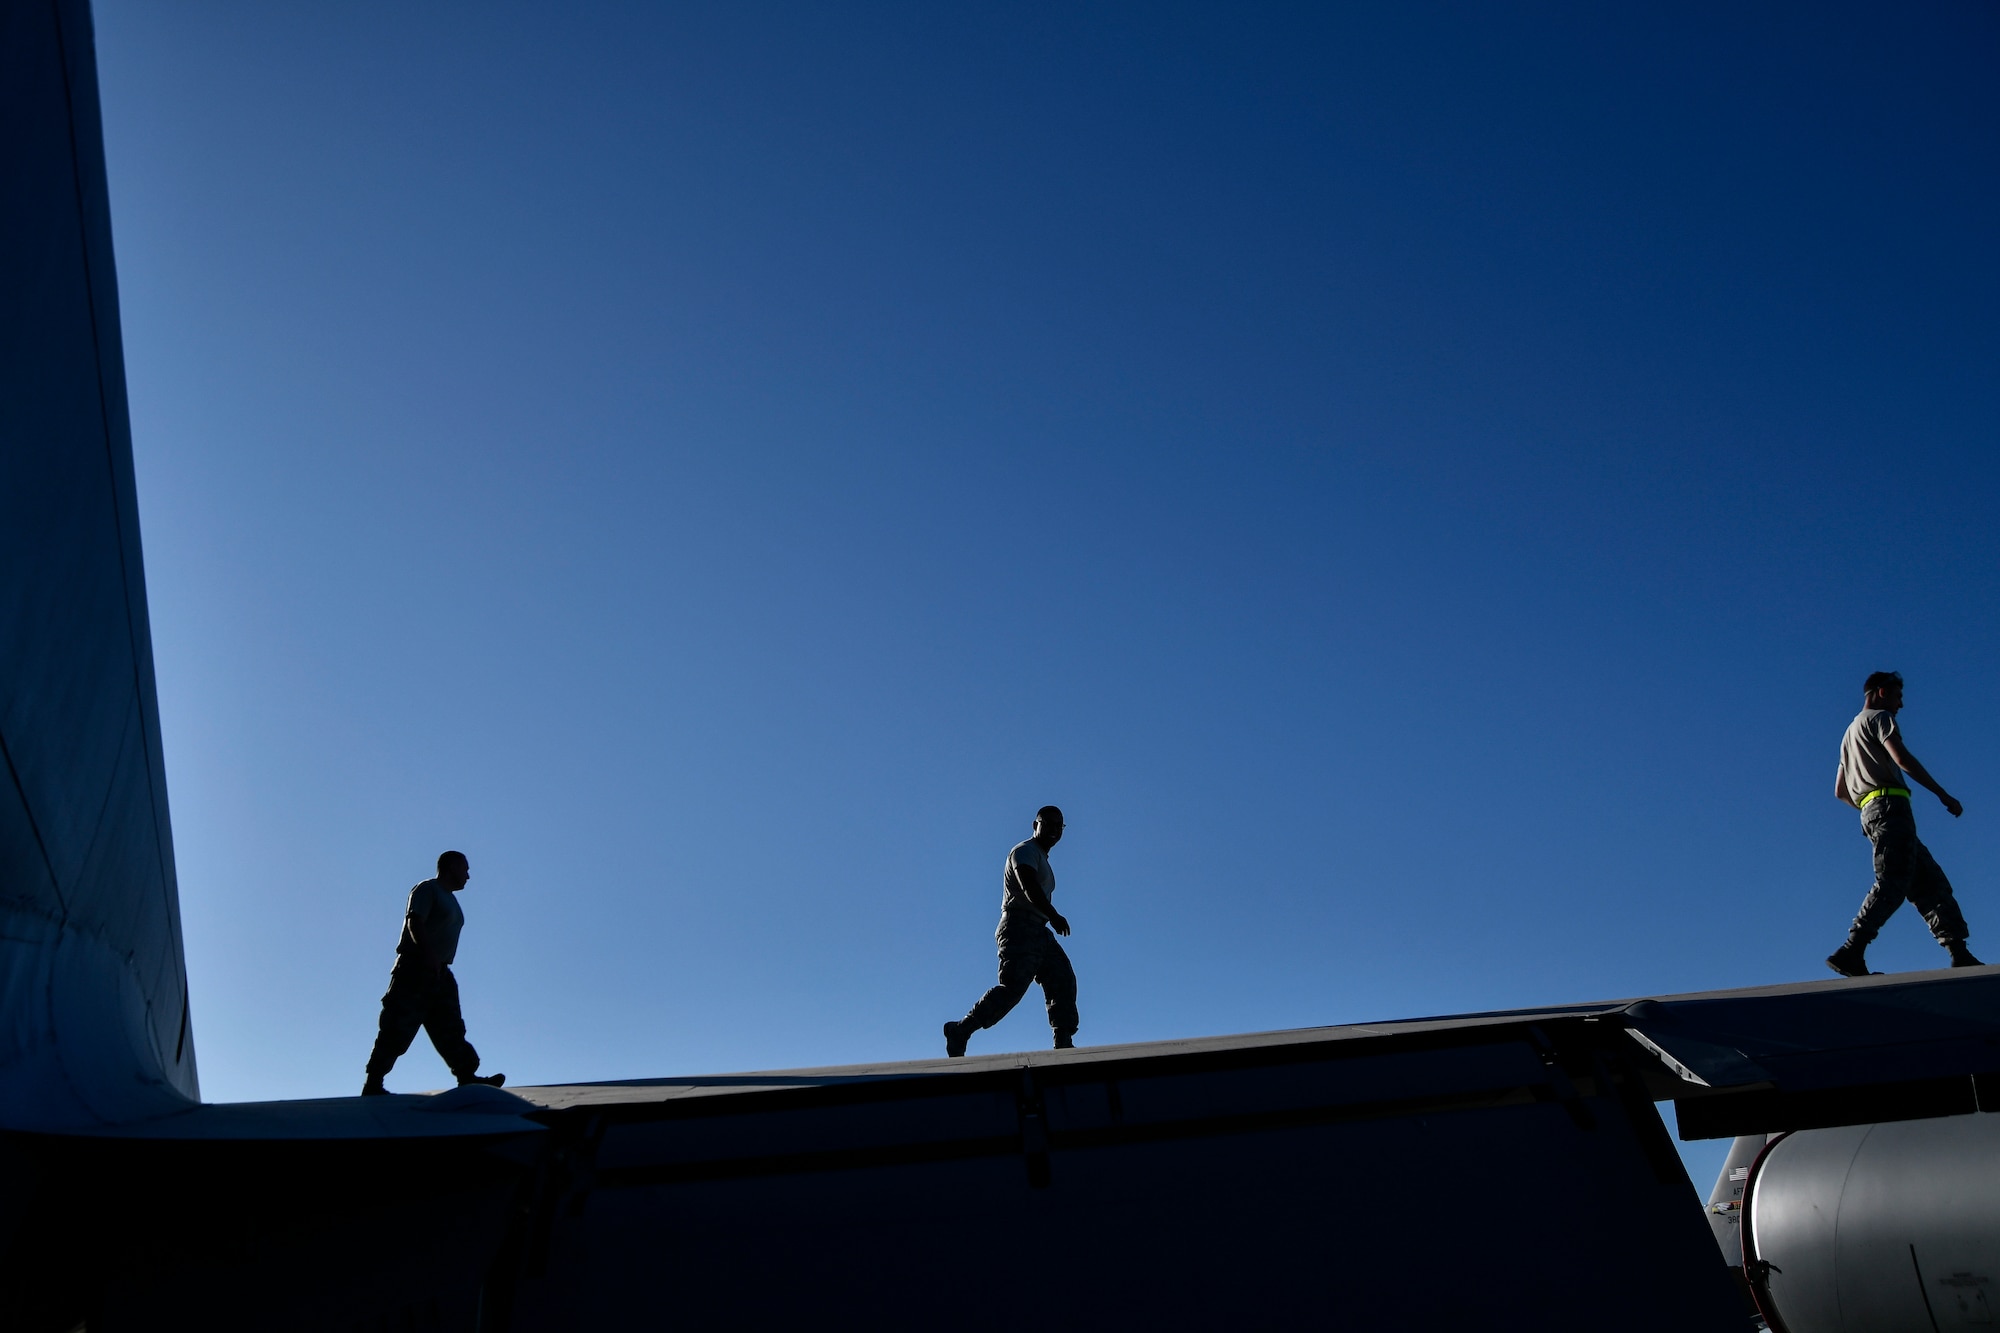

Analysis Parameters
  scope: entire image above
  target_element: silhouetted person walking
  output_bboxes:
[1828,672,1981,978]
[945,806,1078,1056]
[362,850,505,1095]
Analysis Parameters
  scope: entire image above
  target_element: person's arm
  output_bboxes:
[1885,733,1964,817]
[1836,764,1856,808]
[1012,862,1070,936]
[403,888,446,972]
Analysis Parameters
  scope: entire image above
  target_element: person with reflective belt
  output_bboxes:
[362,850,507,1095]
[1828,672,1981,977]
[944,806,1079,1056]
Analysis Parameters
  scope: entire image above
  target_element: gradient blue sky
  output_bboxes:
[93,2,1999,1191]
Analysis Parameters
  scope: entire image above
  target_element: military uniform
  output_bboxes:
[365,877,482,1083]
[1839,707,1971,951]
[958,838,1079,1041]
[1849,794,1969,949]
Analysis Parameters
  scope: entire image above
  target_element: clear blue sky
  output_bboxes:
[94,2,1999,1192]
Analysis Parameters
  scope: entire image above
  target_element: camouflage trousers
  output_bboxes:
[365,961,481,1081]
[963,922,1078,1039]
[1848,796,1969,947]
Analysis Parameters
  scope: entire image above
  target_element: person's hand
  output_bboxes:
[1050,913,1071,937]
[1943,793,1964,818]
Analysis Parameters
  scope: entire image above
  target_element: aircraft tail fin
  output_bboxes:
[0,0,199,1129]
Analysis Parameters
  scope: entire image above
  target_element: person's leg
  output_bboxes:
[419,968,483,1083]
[1035,938,1078,1047]
[964,931,1042,1030]
[1905,839,1978,962]
[1849,805,1918,943]
[421,969,482,1082]
[363,968,425,1088]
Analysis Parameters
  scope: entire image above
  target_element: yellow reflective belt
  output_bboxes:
[1859,787,1911,808]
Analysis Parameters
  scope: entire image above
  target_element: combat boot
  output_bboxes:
[943,1020,971,1058]
[1053,1033,1074,1050]
[1826,942,1872,978]
[361,1075,387,1097]
[1949,942,1984,968]
[458,1072,506,1088]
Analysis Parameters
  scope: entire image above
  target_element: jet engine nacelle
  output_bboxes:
[1744,1115,2000,1332]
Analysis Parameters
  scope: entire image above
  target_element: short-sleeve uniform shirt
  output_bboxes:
[1000,838,1054,932]
[1840,708,1907,804]
[398,878,466,965]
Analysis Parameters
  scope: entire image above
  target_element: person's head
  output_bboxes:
[437,850,470,890]
[1864,671,1904,712]
[1032,805,1064,849]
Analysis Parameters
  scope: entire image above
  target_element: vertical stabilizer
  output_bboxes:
[0,0,199,1128]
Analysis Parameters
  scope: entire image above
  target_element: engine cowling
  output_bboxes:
[1743,1115,2000,1332]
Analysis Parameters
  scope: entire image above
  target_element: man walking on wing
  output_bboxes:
[362,850,506,1095]
[945,806,1078,1056]
[1828,672,1982,977]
